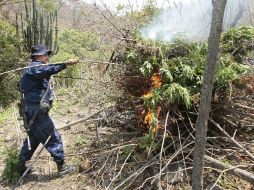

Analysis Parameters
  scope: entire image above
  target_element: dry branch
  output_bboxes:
[232,102,254,112]
[204,155,254,184]
[13,108,22,148]
[113,135,193,190]
[55,141,139,158]
[56,109,105,130]
[209,118,254,161]
[158,111,170,189]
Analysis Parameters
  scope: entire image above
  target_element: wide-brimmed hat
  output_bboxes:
[31,44,52,58]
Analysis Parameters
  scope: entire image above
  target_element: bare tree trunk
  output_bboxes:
[192,1,227,189]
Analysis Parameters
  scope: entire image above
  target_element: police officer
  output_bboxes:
[18,44,78,176]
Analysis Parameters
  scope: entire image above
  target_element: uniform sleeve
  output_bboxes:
[28,63,67,79]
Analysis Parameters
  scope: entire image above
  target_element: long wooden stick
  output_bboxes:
[56,109,104,130]
[14,134,52,189]
[204,155,254,184]
[0,60,124,76]
[13,108,22,148]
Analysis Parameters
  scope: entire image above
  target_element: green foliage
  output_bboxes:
[160,64,173,83]
[52,29,99,60]
[126,51,138,64]
[120,26,252,139]
[116,4,125,12]
[215,63,247,88]
[219,175,233,189]
[143,89,162,110]
[37,0,59,11]
[18,0,60,52]
[50,29,100,86]
[0,18,27,107]
[119,146,135,160]
[0,18,24,64]
[0,20,20,61]
[50,29,99,63]
[140,61,153,77]
[221,26,254,62]
[2,147,20,184]
[0,137,4,160]
[162,83,191,108]
[139,134,158,152]
[142,0,160,19]
[215,54,248,88]
[121,0,160,29]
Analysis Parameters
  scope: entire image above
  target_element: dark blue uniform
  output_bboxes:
[19,60,67,165]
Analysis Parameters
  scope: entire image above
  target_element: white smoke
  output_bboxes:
[141,0,249,42]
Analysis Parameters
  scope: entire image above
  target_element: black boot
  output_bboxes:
[57,163,70,176]
[57,162,79,176]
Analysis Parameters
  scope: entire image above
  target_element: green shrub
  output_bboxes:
[221,26,254,62]
[2,147,20,184]
[0,18,28,107]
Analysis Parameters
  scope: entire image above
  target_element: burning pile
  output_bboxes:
[117,26,254,138]
[91,26,254,189]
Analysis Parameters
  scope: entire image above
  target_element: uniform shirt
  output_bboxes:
[20,60,66,104]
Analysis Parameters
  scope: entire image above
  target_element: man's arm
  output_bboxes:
[28,59,79,79]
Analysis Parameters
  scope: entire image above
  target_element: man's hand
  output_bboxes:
[65,59,79,66]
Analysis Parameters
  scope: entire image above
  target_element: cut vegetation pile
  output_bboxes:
[99,26,254,189]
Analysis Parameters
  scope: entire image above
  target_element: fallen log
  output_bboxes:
[204,155,254,184]
[56,109,104,130]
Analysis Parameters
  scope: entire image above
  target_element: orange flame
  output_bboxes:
[144,110,152,128]
[152,125,160,133]
[151,73,162,88]
[143,91,153,98]
[144,106,162,132]
[142,73,162,133]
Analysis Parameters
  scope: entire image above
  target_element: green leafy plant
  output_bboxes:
[162,83,191,108]
[140,61,153,77]
[2,147,20,184]
[119,26,253,140]
[139,134,158,152]
[143,89,162,109]
[221,26,254,62]
[127,51,138,64]
[180,64,195,82]
[0,18,28,107]
[160,62,173,83]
